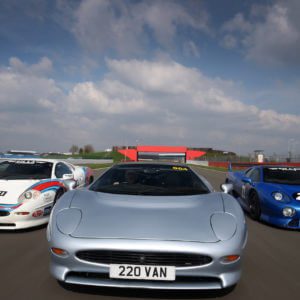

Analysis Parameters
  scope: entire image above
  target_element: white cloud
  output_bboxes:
[57,0,210,56]
[221,0,300,66]
[66,80,150,115]
[222,13,252,33]
[0,56,299,153]
[8,56,53,75]
[0,58,60,112]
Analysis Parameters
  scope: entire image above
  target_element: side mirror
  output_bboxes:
[62,173,74,180]
[64,180,76,190]
[220,183,233,194]
[241,177,252,184]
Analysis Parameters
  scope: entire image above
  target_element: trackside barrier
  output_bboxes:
[208,161,300,170]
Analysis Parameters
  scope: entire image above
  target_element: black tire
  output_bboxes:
[248,191,261,220]
[53,189,64,206]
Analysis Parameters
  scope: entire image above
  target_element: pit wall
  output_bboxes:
[208,161,300,169]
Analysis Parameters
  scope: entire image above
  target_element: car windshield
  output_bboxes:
[263,167,300,185]
[0,160,53,180]
[90,164,210,196]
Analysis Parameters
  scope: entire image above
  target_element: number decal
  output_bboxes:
[134,267,141,276]
[127,266,133,276]
[119,266,125,276]
[0,191,7,196]
[172,166,188,171]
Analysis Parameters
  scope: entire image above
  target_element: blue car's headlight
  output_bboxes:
[273,192,283,201]
[272,192,290,202]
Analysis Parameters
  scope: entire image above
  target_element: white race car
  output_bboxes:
[0,158,94,230]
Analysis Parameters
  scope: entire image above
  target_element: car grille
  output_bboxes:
[76,250,212,267]
[0,211,10,217]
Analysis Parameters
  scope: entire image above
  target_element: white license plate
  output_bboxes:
[109,264,176,281]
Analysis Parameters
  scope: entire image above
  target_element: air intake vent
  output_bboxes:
[76,250,212,267]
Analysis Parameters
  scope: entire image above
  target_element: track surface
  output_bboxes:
[1,167,300,300]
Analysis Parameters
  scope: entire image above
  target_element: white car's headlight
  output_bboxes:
[18,189,41,203]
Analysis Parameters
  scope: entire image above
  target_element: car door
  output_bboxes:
[235,168,253,198]
[243,167,261,206]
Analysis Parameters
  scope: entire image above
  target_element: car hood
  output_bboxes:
[0,180,39,204]
[69,190,225,242]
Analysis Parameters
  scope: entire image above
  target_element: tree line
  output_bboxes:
[69,144,95,154]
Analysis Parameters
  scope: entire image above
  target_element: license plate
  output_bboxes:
[109,264,176,281]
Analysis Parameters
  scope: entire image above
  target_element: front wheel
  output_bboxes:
[248,192,261,220]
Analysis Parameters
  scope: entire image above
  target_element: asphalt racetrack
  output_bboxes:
[1,167,300,300]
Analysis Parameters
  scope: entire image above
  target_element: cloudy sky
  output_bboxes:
[0,0,299,155]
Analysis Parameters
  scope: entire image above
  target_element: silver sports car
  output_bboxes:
[47,163,247,290]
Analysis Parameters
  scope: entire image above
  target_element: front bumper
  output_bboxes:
[261,200,300,229]
[0,203,51,230]
[49,236,246,290]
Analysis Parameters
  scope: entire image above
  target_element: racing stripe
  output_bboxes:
[0,203,21,211]
[29,180,66,192]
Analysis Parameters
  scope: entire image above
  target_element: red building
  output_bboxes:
[117,145,206,163]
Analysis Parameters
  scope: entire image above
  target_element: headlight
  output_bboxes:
[24,191,33,199]
[56,208,82,235]
[282,207,296,217]
[210,213,237,241]
[273,192,283,201]
[18,189,41,203]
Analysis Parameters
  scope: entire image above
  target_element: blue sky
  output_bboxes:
[0,0,299,155]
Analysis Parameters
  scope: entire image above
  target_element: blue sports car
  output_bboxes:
[226,165,300,229]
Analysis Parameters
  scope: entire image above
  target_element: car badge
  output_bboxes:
[0,191,7,196]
